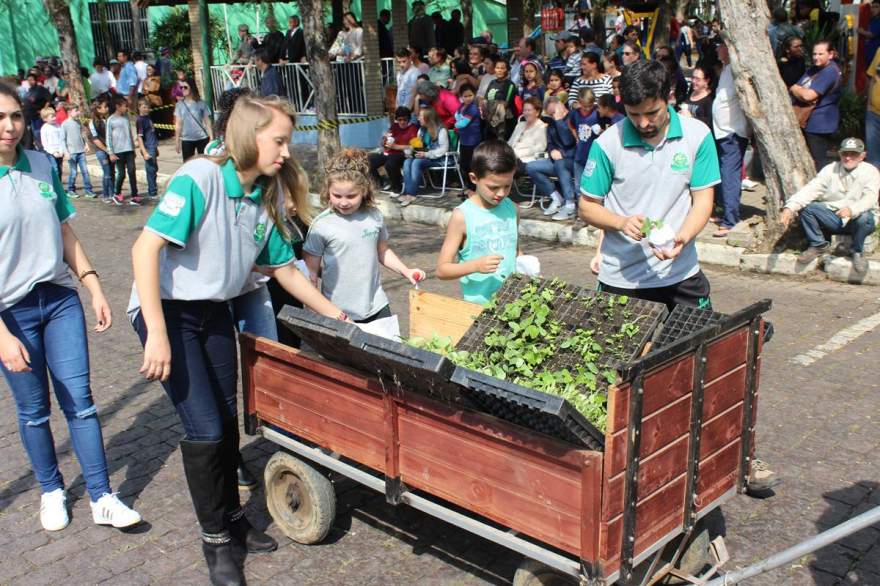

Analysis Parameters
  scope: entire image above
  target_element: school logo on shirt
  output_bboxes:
[362,227,380,239]
[158,192,186,217]
[38,182,53,199]
[254,222,267,243]
[671,152,690,173]
[584,160,597,178]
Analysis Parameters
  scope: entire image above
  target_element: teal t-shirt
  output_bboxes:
[457,198,518,305]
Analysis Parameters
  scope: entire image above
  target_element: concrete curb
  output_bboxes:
[86,163,172,190]
[376,195,880,286]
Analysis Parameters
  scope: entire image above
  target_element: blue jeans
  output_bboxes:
[714,134,749,229]
[866,110,880,168]
[133,300,238,442]
[0,283,111,501]
[574,161,586,194]
[403,156,441,195]
[144,146,159,197]
[799,202,877,253]
[525,157,576,203]
[95,150,115,199]
[230,284,278,341]
[66,152,93,193]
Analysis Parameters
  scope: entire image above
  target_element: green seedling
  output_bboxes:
[641,217,665,237]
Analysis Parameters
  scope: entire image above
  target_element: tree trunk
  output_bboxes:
[361,0,384,117]
[461,0,472,41]
[97,0,115,62]
[187,0,207,102]
[507,2,523,47]
[301,0,341,171]
[43,0,90,116]
[390,0,408,56]
[130,0,144,51]
[654,1,674,52]
[592,0,607,48]
[718,0,816,251]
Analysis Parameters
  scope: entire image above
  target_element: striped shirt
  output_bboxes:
[568,75,613,107]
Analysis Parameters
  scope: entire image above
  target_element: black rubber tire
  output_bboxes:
[264,451,336,544]
[512,559,579,586]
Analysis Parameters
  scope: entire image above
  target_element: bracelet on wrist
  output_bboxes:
[78,270,99,282]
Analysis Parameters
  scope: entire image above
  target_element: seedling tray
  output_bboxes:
[456,274,668,370]
[653,305,726,350]
[277,306,359,362]
[348,329,465,403]
[451,367,605,450]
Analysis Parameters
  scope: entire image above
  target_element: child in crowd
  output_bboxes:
[106,95,140,206]
[596,94,625,131]
[436,140,520,305]
[61,103,95,198]
[544,70,568,111]
[303,149,424,323]
[368,106,419,195]
[568,87,600,188]
[398,108,450,206]
[519,61,545,103]
[87,97,115,201]
[455,83,482,197]
[39,106,65,175]
[136,98,159,199]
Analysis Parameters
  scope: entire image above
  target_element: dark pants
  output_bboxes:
[355,304,392,324]
[598,270,712,313]
[95,150,115,198]
[715,134,749,229]
[799,202,877,253]
[459,144,477,190]
[368,151,406,192]
[113,151,138,197]
[144,146,159,197]
[804,131,832,171]
[182,137,210,162]
[133,300,238,442]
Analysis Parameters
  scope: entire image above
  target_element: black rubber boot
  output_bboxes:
[180,439,246,586]
[237,454,258,489]
[222,420,277,554]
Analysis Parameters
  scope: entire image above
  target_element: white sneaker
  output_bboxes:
[91,493,142,528]
[40,488,69,531]
[741,178,758,191]
[552,204,576,221]
[543,192,563,215]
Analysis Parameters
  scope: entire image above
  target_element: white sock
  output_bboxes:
[551,191,562,204]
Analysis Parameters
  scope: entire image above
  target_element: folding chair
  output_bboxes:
[514,176,553,211]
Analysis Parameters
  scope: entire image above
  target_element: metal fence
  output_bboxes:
[87,2,150,62]
[209,58,398,116]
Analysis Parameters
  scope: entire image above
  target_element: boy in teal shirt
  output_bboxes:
[436,140,520,304]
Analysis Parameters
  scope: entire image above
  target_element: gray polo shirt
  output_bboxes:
[127,158,295,318]
[0,146,77,311]
[580,107,720,288]
[62,119,86,154]
[303,207,389,321]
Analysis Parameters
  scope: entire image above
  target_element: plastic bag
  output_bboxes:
[355,315,401,341]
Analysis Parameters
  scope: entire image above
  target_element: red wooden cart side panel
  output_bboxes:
[606,396,692,477]
[704,329,748,382]
[702,366,746,422]
[600,475,688,571]
[581,452,603,564]
[603,435,688,520]
[696,440,741,510]
[396,405,592,557]
[699,403,744,460]
[250,353,388,473]
[607,355,694,434]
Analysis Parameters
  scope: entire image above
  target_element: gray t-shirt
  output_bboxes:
[62,119,86,154]
[175,99,210,141]
[303,207,389,321]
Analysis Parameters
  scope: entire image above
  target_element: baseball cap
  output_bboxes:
[109,59,119,65]
[550,31,578,42]
[839,137,865,154]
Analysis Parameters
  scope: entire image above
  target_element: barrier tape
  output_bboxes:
[293,115,386,131]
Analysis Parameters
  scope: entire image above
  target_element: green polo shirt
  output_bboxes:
[580,107,720,289]
[127,158,295,317]
[0,146,77,311]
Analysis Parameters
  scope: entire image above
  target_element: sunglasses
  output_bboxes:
[181,85,190,90]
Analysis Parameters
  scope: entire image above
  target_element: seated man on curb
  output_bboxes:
[782,138,880,273]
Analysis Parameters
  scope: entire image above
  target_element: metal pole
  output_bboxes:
[706,506,880,586]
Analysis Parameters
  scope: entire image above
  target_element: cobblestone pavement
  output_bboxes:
[1,191,879,585]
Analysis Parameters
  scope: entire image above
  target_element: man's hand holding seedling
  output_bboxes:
[618,214,647,241]
[642,218,684,261]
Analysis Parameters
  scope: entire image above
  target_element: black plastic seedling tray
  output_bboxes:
[451,367,605,450]
[348,329,465,403]
[277,305,359,362]
[653,305,726,350]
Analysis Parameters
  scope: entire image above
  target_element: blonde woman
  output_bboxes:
[130,96,344,585]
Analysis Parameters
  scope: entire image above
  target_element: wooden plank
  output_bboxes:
[408,289,483,344]
[704,328,748,382]
[607,395,692,477]
[397,406,588,557]
[581,452,603,563]
[383,393,400,480]
[607,355,694,433]
[607,383,629,435]
[702,365,746,422]
[603,435,689,520]
[696,439,740,509]
[699,403,744,460]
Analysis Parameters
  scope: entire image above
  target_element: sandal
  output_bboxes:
[713,227,731,238]
[399,195,417,207]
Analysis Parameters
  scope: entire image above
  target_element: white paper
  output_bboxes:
[355,315,401,341]
[515,255,542,277]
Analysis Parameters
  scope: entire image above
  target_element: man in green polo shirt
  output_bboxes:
[579,59,720,309]
[578,60,779,495]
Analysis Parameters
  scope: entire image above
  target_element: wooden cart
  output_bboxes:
[240,291,771,585]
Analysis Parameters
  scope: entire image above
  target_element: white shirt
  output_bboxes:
[711,65,751,140]
[134,60,148,93]
[40,123,67,156]
[89,70,115,97]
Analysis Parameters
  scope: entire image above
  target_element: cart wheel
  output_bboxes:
[658,508,726,584]
[264,451,336,544]
[513,558,578,586]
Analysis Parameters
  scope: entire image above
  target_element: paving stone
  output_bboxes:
[823,256,880,285]
[696,241,745,268]
[741,252,820,275]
